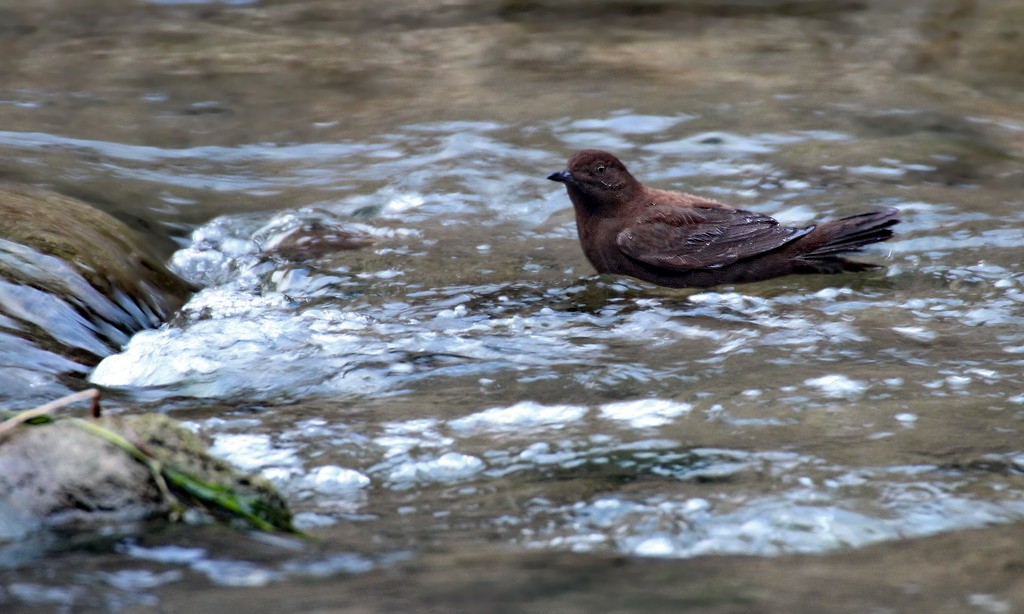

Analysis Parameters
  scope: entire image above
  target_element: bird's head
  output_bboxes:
[548,149,640,212]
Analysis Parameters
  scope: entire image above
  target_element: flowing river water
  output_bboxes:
[2,1,1024,611]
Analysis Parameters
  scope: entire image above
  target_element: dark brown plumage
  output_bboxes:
[547,149,900,288]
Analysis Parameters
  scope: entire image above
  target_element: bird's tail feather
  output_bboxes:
[804,207,900,259]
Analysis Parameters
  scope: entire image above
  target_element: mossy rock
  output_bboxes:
[0,185,195,363]
[0,413,291,533]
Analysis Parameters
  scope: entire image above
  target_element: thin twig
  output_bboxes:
[91,391,103,418]
[0,389,101,439]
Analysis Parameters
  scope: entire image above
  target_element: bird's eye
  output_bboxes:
[595,165,606,174]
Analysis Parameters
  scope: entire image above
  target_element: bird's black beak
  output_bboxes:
[547,170,572,184]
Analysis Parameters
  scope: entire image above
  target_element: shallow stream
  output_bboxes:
[2,1,1024,611]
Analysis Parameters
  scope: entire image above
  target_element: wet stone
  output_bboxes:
[0,185,194,403]
[0,414,290,533]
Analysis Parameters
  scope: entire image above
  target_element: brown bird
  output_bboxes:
[548,149,900,288]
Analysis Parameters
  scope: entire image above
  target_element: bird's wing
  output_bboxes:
[616,205,813,271]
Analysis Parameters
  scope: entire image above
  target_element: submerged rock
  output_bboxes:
[0,185,194,349]
[0,413,292,534]
[0,185,195,403]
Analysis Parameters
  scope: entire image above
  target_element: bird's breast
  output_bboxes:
[576,214,628,274]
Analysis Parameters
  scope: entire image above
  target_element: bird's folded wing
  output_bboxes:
[616,205,813,271]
